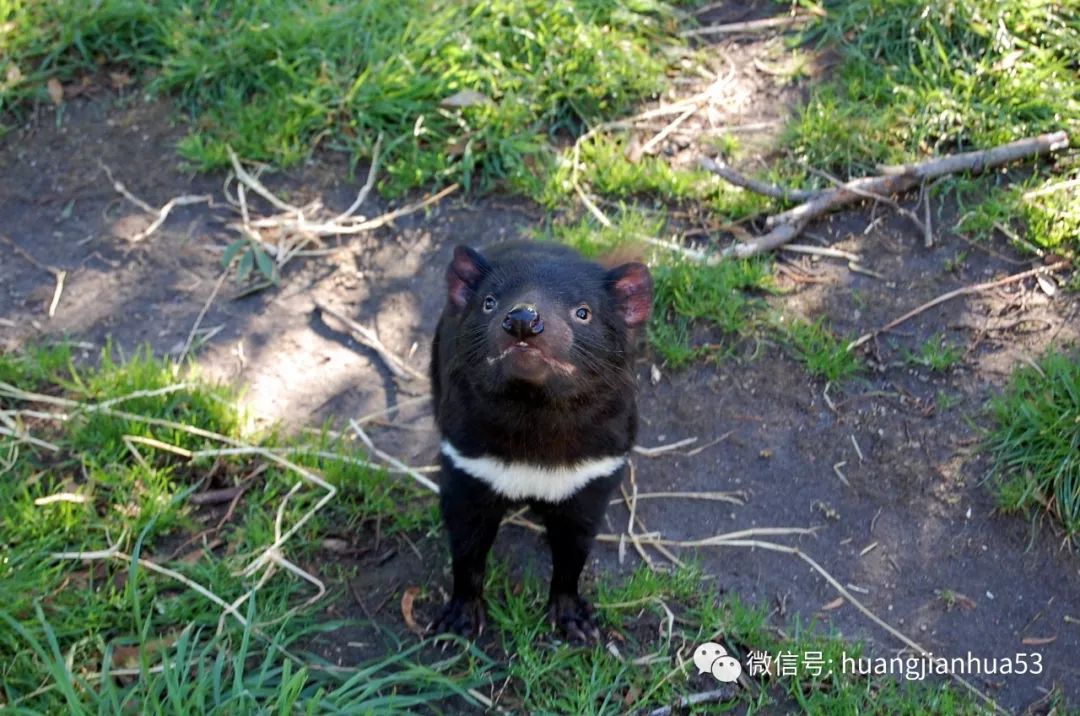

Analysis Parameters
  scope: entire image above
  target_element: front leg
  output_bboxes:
[532,469,622,643]
[431,462,508,638]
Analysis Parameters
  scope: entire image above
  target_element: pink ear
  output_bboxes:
[447,246,489,309]
[608,262,652,328]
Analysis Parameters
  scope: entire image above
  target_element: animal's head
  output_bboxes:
[442,242,652,398]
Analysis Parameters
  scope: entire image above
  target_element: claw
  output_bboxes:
[548,593,601,644]
[429,596,486,640]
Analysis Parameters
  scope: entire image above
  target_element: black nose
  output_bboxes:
[502,305,544,339]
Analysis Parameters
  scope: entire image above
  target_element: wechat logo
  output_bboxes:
[693,642,743,683]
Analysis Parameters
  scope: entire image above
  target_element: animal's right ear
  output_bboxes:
[447,246,489,309]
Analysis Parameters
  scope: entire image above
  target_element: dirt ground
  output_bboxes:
[3,17,1079,712]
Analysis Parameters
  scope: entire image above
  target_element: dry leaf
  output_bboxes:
[46,77,64,105]
[1035,273,1057,297]
[993,49,1024,72]
[110,644,142,671]
[109,71,133,89]
[110,214,154,242]
[444,137,469,158]
[110,634,178,671]
[623,686,642,706]
[401,586,422,633]
[623,136,644,164]
[177,548,205,565]
[953,593,977,611]
[820,597,845,611]
[5,65,22,86]
[1021,635,1056,646]
[440,89,491,108]
[321,538,351,554]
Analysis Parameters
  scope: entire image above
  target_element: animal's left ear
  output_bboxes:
[606,262,652,329]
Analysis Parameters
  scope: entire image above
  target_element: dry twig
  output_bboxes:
[177,268,229,364]
[633,437,698,457]
[349,419,440,493]
[699,157,817,202]
[681,13,814,37]
[315,301,427,382]
[1,235,67,318]
[848,260,1071,350]
[100,162,211,242]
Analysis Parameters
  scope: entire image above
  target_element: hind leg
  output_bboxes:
[533,470,622,642]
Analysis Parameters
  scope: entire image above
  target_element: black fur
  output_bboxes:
[429,241,652,641]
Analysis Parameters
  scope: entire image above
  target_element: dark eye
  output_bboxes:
[574,306,591,322]
[482,295,497,313]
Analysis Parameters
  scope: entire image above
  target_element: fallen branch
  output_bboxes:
[780,243,886,279]
[130,194,212,243]
[699,157,817,202]
[715,131,1069,260]
[244,183,459,237]
[225,147,302,214]
[847,259,1071,351]
[804,164,927,236]
[610,491,745,506]
[334,133,383,222]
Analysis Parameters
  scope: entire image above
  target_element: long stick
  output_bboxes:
[718,132,1069,260]
[699,157,817,202]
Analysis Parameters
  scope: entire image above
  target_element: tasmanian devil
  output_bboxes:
[429,241,652,641]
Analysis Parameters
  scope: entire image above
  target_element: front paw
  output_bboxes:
[548,592,601,644]
[429,596,486,639]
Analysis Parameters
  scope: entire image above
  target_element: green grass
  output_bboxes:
[778,317,864,383]
[0,344,450,711]
[538,207,668,259]
[648,254,775,367]
[789,1,1078,172]
[987,349,1080,542]
[948,164,1080,257]
[902,332,965,373]
[1,0,684,195]
[477,563,987,714]
[543,133,779,218]
[786,0,1079,255]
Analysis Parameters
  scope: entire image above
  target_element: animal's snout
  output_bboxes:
[502,304,544,339]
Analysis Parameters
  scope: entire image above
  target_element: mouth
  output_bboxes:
[487,341,576,376]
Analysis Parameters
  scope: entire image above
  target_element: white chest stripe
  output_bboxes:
[441,441,626,502]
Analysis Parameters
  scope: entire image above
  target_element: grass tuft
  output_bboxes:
[901,332,964,373]
[778,317,863,383]
[988,349,1080,541]
[649,255,774,367]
